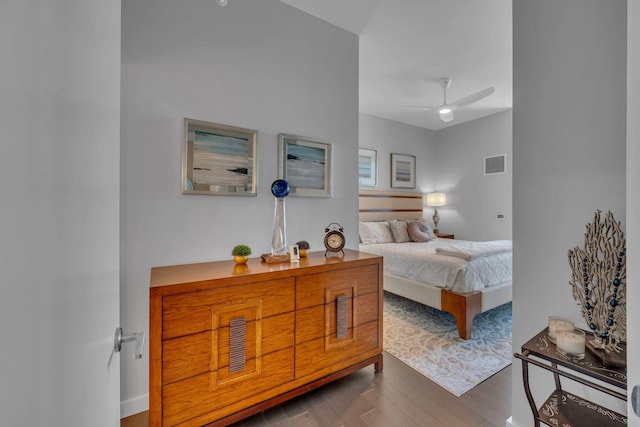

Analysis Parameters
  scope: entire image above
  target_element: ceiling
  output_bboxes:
[280,0,512,131]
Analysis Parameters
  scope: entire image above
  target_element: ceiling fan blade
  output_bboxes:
[450,86,495,108]
[401,105,439,111]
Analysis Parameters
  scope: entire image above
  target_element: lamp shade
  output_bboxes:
[426,192,447,207]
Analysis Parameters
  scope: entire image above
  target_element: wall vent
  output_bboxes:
[484,154,506,175]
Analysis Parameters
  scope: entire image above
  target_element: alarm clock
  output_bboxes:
[323,223,345,257]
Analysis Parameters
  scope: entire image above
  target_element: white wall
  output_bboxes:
[359,111,512,242]
[0,0,121,425]
[512,1,627,425]
[434,110,512,241]
[358,113,438,192]
[120,0,359,415]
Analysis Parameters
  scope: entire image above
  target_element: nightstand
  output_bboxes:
[436,233,454,239]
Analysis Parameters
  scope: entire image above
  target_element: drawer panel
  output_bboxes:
[163,347,295,426]
[295,320,379,378]
[163,278,294,339]
[295,292,378,344]
[296,265,379,309]
[162,312,294,385]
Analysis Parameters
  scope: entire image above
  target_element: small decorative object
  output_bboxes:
[547,316,574,344]
[289,245,299,263]
[296,240,310,257]
[556,328,586,360]
[324,223,345,257]
[568,210,626,365]
[231,244,251,265]
[425,192,447,234]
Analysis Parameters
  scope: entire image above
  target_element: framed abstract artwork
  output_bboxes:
[358,148,378,187]
[182,118,258,196]
[278,133,332,197]
[390,153,416,188]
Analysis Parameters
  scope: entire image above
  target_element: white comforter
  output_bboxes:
[359,239,512,293]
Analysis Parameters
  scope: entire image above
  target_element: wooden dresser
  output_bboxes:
[149,250,383,427]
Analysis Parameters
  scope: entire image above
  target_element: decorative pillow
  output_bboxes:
[407,221,432,242]
[388,220,411,243]
[409,219,437,240]
[359,221,395,245]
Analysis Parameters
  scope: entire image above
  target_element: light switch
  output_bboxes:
[496,212,506,221]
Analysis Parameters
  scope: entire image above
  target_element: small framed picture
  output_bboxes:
[182,118,258,196]
[278,133,332,197]
[390,153,416,188]
[358,148,377,187]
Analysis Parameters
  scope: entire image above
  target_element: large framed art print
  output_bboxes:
[278,133,332,197]
[182,118,258,196]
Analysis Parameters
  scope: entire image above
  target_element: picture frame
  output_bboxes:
[358,148,378,187]
[390,153,416,188]
[278,133,332,197]
[182,118,258,196]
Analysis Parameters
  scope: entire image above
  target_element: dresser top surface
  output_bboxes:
[150,249,382,289]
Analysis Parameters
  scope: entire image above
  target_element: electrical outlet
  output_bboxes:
[496,212,506,221]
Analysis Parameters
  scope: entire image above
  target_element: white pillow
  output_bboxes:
[359,221,395,245]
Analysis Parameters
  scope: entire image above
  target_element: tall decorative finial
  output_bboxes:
[270,180,290,256]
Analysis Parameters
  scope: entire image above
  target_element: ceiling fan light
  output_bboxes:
[439,107,452,114]
[439,109,454,122]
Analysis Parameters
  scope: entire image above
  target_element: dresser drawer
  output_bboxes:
[162,278,294,339]
[294,264,380,379]
[296,264,379,309]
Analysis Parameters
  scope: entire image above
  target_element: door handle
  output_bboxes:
[633,385,640,417]
[114,327,145,359]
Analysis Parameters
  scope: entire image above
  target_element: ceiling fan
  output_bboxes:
[405,78,495,123]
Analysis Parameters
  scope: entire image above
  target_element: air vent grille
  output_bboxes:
[484,154,506,175]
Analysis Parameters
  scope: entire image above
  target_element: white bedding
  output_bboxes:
[359,239,512,293]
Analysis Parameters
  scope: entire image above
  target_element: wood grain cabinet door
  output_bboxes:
[295,265,380,379]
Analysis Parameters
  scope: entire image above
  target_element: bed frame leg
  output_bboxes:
[441,289,481,340]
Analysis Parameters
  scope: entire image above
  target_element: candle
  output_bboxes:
[548,316,574,343]
[556,328,586,360]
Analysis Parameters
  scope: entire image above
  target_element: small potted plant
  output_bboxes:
[295,240,310,257]
[231,244,252,265]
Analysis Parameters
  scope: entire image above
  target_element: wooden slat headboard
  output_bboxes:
[359,190,424,222]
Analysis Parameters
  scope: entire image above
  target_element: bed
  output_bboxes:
[359,190,512,340]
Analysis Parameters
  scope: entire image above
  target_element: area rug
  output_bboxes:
[383,291,512,397]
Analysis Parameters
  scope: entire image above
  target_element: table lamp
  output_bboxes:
[426,192,447,234]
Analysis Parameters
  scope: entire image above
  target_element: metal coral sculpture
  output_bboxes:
[568,210,626,354]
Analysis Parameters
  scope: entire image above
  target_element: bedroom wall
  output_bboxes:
[120,0,358,416]
[358,111,512,242]
[433,110,512,241]
[358,113,438,193]
[512,1,627,426]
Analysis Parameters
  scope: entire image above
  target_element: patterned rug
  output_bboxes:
[383,291,512,397]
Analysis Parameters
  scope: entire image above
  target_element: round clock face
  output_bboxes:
[324,230,345,251]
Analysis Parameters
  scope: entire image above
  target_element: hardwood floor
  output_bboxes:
[121,351,512,427]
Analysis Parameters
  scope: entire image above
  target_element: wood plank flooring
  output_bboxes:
[122,351,512,427]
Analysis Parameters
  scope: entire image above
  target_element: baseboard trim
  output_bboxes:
[121,394,148,419]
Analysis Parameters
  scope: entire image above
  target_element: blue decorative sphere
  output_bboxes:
[271,179,290,198]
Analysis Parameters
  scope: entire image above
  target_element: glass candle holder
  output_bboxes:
[556,328,586,360]
[548,316,574,344]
